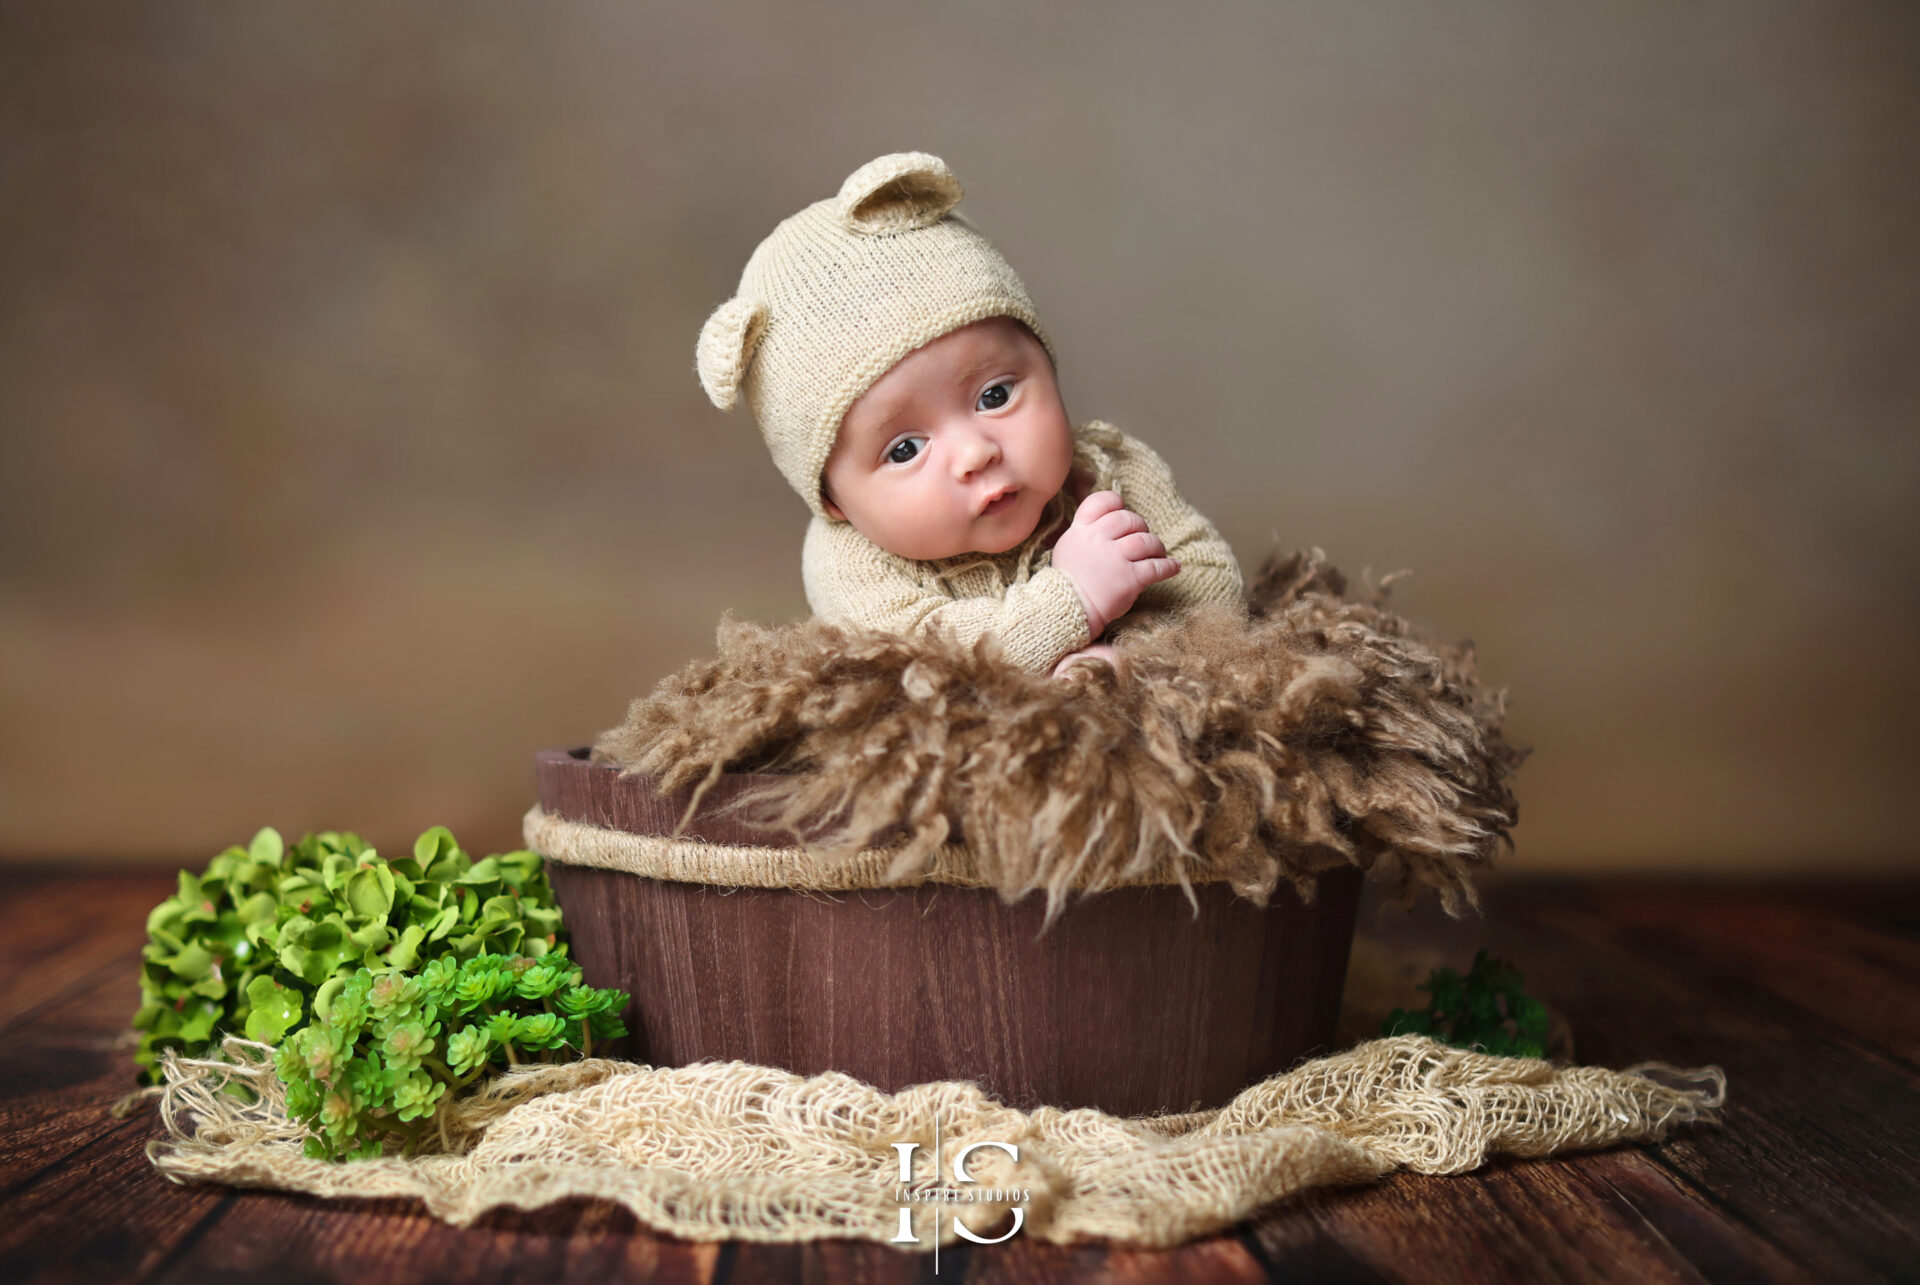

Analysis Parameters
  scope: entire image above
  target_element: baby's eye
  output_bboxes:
[977,383,1011,411]
[886,435,926,465]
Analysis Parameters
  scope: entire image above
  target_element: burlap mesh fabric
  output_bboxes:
[148,1035,1724,1247]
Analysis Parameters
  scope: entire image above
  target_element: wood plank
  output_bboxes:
[0,906,164,1193]
[1064,1239,1268,1282]
[1473,883,1920,1282]
[1562,1149,1810,1284]
[1263,1161,1702,1285]
[718,1239,917,1282]
[0,871,169,1031]
[1575,885,1920,1067]
[0,869,164,961]
[0,1098,230,1283]
[0,959,144,1106]
[145,1194,722,1285]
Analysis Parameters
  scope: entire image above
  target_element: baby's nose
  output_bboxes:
[950,427,1002,479]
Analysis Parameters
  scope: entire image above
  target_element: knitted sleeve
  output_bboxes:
[802,517,1094,673]
[1087,422,1247,622]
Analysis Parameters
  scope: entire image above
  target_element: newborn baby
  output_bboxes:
[695,152,1244,675]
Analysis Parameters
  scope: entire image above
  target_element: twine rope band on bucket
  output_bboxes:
[522,804,1226,893]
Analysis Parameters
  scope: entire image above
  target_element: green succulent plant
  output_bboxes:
[132,824,567,1082]
[273,953,626,1159]
[1382,949,1552,1059]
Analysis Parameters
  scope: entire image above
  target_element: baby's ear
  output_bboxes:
[695,295,769,410]
[837,152,962,235]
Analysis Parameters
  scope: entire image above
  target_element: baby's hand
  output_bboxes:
[1052,641,1120,679]
[1050,491,1179,638]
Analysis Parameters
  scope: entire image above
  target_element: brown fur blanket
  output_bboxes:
[594,548,1525,918]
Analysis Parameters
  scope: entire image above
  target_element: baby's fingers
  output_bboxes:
[1093,507,1149,539]
[1132,556,1181,587]
[1074,490,1125,526]
[1119,531,1168,561]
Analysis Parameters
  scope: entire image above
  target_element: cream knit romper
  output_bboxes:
[802,421,1245,673]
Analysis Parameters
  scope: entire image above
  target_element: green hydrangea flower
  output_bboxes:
[132,826,570,1085]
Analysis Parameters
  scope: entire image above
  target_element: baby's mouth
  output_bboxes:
[979,488,1020,517]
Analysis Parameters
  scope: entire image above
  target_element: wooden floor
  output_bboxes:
[2,869,1915,1284]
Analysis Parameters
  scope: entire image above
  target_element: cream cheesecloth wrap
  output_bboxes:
[148,1034,1722,1247]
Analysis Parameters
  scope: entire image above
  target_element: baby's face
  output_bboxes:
[821,317,1073,561]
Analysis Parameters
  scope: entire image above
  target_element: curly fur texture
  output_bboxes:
[594,548,1526,920]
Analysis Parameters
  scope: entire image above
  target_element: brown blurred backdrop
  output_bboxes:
[3,2,1916,872]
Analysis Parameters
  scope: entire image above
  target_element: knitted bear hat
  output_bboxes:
[695,152,1055,519]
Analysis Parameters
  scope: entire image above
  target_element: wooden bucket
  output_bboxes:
[535,748,1361,1116]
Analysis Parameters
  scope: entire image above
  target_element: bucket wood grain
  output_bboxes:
[536,748,1361,1116]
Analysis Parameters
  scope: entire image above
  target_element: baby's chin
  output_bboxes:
[866,518,1038,561]
[964,523,1041,556]
[965,484,1067,555]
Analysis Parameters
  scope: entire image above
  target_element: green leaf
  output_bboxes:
[276,872,322,901]
[321,853,356,891]
[146,900,185,939]
[178,1001,220,1044]
[305,917,365,980]
[313,975,347,1022]
[414,826,459,865]
[277,942,313,982]
[386,924,427,971]
[249,827,284,865]
[347,918,392,954]
[243,976,304,1044]
[166,941,216,981]
[345,864,396,921]
[1380,950,1550,1059]
[424,905,460,942]
[235,890,277,926]
[457,856,501,888]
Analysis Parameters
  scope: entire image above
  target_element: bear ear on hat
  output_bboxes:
[695,295,769,410]
[838,152,963,235]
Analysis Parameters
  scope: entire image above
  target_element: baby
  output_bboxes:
[695,152,1244,675]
